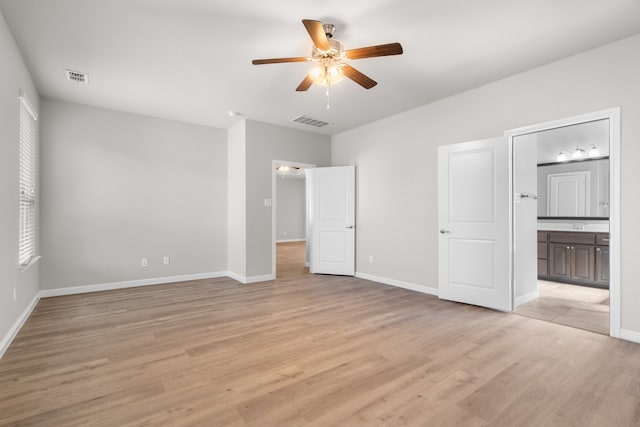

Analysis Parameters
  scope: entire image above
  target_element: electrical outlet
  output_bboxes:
[369,255,374,263]
[283,231,287,236]
[163,256,170,265]
[141,258,149,268]
[12,287,17,302]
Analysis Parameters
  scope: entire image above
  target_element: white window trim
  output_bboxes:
[18,89,38,270]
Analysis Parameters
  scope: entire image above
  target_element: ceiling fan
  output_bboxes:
[252,19,403,91]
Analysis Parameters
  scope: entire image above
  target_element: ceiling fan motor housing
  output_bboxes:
[323,23,335,38]
[312,39,344,60]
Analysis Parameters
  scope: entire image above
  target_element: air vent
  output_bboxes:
[65,69,89,84]
[291,115,331,128]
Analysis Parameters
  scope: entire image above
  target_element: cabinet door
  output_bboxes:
[596,246,610,285]
[571,244,595,282]
[549,243,571,279]
[537,259,548,277]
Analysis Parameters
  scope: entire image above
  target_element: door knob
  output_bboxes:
[440,229,451,234]
[346,225,354,229]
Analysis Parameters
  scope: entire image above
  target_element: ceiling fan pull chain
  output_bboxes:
[326,81,331,110]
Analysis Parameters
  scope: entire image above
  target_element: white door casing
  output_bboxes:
[307,166,355,275]
[505,107,620,338]
[438,137,511,311]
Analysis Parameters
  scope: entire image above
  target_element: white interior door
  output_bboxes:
[307,166,355,275]
[438,137,511,311]
[547,171,590,216]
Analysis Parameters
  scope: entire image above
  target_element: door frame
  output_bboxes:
[505,107,621,338]
[271,159,316,278]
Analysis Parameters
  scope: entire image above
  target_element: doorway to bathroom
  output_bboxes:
[509,109,619,336]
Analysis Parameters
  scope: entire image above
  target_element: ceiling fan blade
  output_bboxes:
[252,57,310,65]
[342,65,377,89]
[296,75,314,92]
[302,19,330,51]
[345,42,404,60]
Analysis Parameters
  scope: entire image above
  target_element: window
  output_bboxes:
[18,92,38,266]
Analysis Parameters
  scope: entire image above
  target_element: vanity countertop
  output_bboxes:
[537,222,609,233]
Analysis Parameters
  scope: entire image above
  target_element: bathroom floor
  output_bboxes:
[514,280,609,335]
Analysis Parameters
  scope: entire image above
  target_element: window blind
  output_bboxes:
[19,93,37,266]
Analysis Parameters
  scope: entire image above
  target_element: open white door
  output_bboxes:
[438,137,511,311]
[307,166,355,275]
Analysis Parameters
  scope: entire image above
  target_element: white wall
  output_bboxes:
[39,99,228,289]
[513,133,539,302]
[0,10,40,353]
[276,177,306,241]
[332,34,640,333]
[227,119,247,278]
[245,120,331,278]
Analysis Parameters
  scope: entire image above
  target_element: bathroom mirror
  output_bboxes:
[535,119,610,219]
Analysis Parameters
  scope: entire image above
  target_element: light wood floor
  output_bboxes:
[1,243,639,426]
[514,281,610,335]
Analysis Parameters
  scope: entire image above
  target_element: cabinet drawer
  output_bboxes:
[596,233,610,246]
[537,231,548,242]
[537,242,548,259]
[549,231,595,245]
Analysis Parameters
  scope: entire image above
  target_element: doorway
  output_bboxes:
[508,109,620,337]
[271,160,315,279]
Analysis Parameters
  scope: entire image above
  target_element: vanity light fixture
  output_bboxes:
[572,146,585,159]
[556,151,569,162]
[588,144,600,157]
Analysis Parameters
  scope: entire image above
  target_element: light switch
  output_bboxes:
[264,199,272,207]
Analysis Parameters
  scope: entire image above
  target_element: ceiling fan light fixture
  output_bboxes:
[309,64,344,86]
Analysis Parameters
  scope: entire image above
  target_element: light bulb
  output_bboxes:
[572,147,585,159]
[327,66,339,79]
[588,145,600,157]
[557,151,568,162]
[309,67,325,84]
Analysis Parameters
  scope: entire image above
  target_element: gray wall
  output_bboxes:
[39,99,228,289]
[332,34,640,333]
[0,11,40,350]
[276,177,306,241]
[245,120,331,278]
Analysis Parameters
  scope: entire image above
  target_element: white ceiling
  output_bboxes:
[1,0,639,135]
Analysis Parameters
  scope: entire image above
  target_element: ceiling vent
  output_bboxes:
[65,69,89,84]
[291,115,331,128]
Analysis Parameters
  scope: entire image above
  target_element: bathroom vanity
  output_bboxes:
[538,230,609,289]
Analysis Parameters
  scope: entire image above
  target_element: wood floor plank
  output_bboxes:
[0,241,639,426]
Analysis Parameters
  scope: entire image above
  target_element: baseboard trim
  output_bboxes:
[0,291,41,360]
[515,290,539,307]
[619,329,640,344]
[226,272,275,284]
[226,271,246,283]
[39,271,228,298]
[246,274,276,284]
[355,272,439,297]
[276,239,306,243]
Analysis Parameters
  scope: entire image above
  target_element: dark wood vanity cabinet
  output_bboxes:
[595,233,610,285]
[537,231,549,277]
[538,231,608,289]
